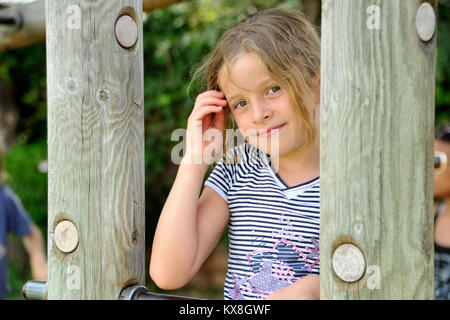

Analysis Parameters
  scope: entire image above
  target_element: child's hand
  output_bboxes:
[184,90,228,166]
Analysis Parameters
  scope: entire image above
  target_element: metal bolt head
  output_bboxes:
[115,15,138,49]
[332,243,366,283]
[415,2,436,42]
[54,220,79,253]
[22,280,47,300]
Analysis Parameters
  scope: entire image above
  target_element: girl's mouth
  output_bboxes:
[257,123,286,138]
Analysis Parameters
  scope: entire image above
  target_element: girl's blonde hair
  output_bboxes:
[190,8,321,149]
[0,138,7,185]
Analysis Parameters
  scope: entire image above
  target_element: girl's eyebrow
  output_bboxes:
[226,78,274,102]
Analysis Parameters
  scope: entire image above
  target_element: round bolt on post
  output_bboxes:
[54,220,79,253]
[115,15,138,49]
[332,243,366,283]
[415,2,436,42]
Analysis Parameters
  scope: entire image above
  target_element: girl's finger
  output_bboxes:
[213,107,227,133]
[194,97,227,110]
[197,90,225,99]
[189,105,223,123]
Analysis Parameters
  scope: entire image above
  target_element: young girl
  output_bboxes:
[150,8,321,300]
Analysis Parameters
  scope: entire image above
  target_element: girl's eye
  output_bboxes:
[232,86,280,109]
[234,100,247,109]
[267,86,281,94]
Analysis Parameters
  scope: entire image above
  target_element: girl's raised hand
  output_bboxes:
[184,90,228,166]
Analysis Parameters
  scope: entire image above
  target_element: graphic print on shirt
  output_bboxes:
[227,213,320,299]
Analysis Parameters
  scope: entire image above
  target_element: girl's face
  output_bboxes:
[218,52,319,157]
[434,139,450,198]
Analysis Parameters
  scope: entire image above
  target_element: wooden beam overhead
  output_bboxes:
[0,0,187,52]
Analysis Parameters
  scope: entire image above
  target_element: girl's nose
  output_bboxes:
[251,100,272,123]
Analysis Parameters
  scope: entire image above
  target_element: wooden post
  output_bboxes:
[0,0,187,52]
[320,0,436,299]
[0,0,45,52]
[46,0,145,299]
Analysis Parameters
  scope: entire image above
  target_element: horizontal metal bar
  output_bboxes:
[136,291,203,300]
[22,280,47,300]
[0,16,16,25]
[119,284,202,300]
[22,282,201,300]
[0,6,22,29]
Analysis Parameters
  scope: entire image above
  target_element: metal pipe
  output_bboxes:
[22,281,201,300]
[0,10,21,27]
[0,0,43,51]
[136,291,201,300]
[119,284,202,300]
[22,280,47,300]
[0,16,16,25]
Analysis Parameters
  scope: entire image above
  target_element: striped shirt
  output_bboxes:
[204,142,320,300]
[434,202,450,300]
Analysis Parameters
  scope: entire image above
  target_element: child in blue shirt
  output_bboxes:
[150,8,320,300]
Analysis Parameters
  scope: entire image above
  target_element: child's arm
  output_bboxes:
[22,223,48,281]
[150,162,229,290]
[265,274,320,300]
[150,90,229,290]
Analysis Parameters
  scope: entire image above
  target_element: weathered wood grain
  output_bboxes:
[320,0,436,299]
[46,0,145,300]
[0,0,187,52]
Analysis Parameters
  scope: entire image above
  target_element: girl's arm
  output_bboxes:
[149,161,230,290]
[150,90,229,290]
[265,274,320,300]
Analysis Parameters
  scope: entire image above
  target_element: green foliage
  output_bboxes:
[6,259,29,300]
[0,44,47,143]
[436,0,450,122]
[3,141,48,236]
[3,141,47,299]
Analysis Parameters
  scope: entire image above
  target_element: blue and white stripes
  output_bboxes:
[205,142,320,300]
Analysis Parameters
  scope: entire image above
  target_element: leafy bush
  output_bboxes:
[4,141,47,235]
